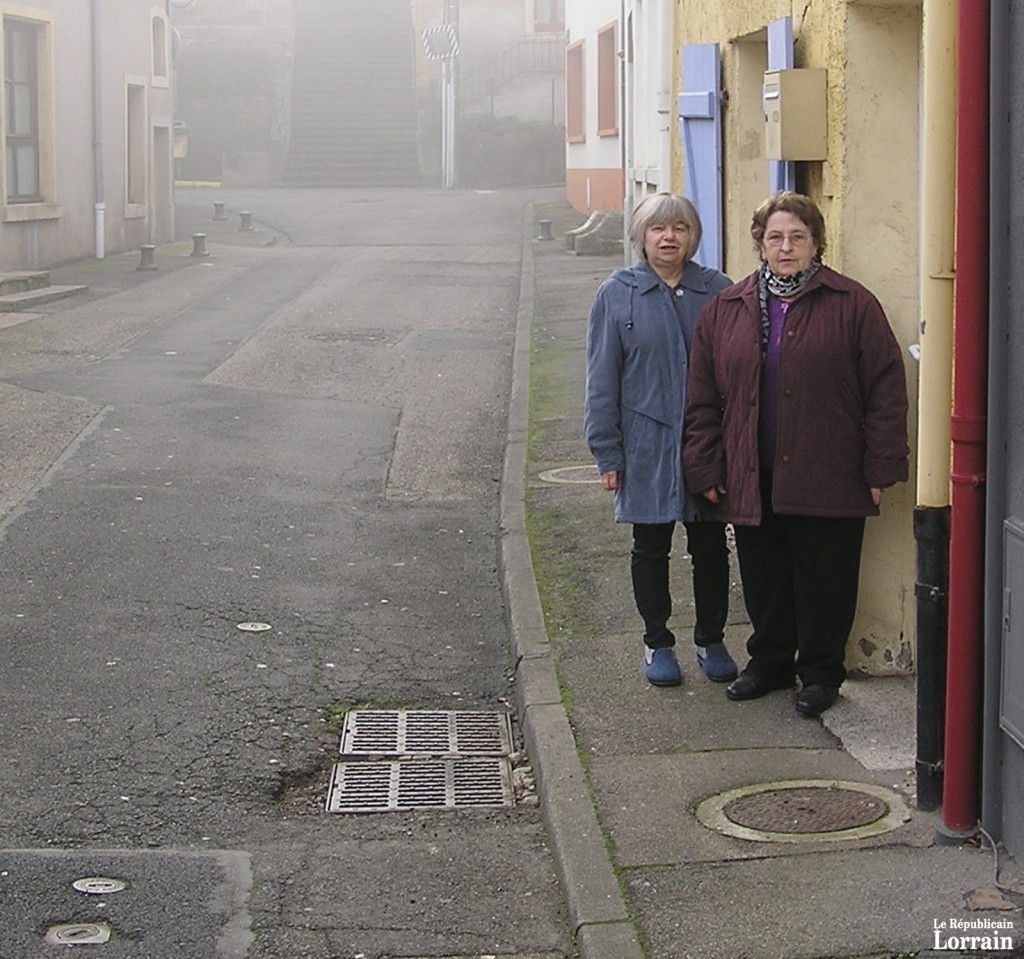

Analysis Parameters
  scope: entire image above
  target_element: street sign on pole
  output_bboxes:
[422,23,459,60]
[422,24,459,188]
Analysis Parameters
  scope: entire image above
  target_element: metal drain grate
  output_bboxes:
[339,710,513,757]
[326,757,513,812]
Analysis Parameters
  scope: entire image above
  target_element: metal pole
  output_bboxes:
[943,0,991,839]
[441,0,457,189]
[981,0,1011,842]
[442,59,453,188]
[915,506,949,810]
[92,0,105,259]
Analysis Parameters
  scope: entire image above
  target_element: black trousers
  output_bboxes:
[630,520,729,649]
[732,471,865,688]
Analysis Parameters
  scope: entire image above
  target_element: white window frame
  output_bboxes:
[0,6,59,223]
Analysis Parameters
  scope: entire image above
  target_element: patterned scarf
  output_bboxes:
[756,259,821,355]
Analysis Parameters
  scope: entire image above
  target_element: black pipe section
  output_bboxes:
[915,505,950,810]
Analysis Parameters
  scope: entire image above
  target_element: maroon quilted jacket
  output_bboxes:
[683,266,909,525]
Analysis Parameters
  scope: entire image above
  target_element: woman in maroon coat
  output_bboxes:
[683,192,909,716]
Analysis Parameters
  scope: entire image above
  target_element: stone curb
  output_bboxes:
[499,205,644,959]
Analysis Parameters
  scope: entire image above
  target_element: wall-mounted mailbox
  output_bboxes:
[763,68,827,161]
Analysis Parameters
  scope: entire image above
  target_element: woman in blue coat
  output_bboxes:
[585,193,737,687]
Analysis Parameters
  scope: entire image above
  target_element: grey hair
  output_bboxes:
[627,192,703,263]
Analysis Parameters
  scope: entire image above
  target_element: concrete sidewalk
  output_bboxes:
[505,201,1024,959]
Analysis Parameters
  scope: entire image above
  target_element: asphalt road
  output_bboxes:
[0,186,571,958]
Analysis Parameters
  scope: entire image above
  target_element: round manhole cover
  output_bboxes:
[696,779,910,844]
[237,621,272,632]
[724,786,887,833]
[538,465,601,484]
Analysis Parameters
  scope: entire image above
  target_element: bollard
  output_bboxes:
[537,219,554,241]
[136,244,158,271]
[238,211,255,232]
[212,201,227,221]
[190,233,210,258]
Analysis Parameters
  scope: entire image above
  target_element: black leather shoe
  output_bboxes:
[795,684,839,717]
[725,672,794,701]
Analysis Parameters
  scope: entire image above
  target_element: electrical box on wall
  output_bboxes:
[763,68,827,161]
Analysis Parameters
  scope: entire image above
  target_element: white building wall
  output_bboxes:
[0,0,174,270]
[624,0,672,213]
[565,0,622,212]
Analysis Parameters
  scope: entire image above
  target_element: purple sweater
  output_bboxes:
[758,297,789,468]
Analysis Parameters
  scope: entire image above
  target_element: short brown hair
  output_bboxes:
[750,191,827,259]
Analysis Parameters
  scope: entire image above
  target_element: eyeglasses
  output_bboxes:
[763,231,813,247]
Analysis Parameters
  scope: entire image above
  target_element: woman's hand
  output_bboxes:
[702,485,726,503]
[871,487,882,507]
[601,470,621,491]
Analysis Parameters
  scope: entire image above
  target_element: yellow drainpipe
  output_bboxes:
[917,0,958,507]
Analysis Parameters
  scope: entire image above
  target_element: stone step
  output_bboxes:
[0,271,51,297]
[0,284,88,312]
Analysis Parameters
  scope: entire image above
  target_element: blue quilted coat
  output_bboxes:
[585,259,731,524]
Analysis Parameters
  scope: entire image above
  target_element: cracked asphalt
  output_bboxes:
[0,185,571,958]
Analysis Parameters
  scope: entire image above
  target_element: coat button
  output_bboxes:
[782,455,791,463]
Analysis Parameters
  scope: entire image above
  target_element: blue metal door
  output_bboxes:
[678,43,722,271]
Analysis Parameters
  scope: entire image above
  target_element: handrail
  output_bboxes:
[460,33,565,109]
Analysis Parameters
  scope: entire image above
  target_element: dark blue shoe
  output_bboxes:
[695,642,739,682]
[644,647,682,686]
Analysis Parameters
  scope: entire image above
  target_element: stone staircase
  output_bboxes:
[0,272,87,313]
[284,0,421,187]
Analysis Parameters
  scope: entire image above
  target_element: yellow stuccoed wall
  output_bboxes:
[674,0,922,675]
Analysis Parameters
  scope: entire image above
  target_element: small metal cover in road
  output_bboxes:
[45,922,111,945]
[326,757,513,813]
[72,876,126,894]
[339,710,513,757]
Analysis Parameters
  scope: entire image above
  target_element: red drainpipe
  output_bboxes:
[943,0,990,835]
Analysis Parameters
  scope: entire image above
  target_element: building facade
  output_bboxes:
[0,0,175,269]
[622,0,674,217]
[0,0,174,270]
[563,0,622,214]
